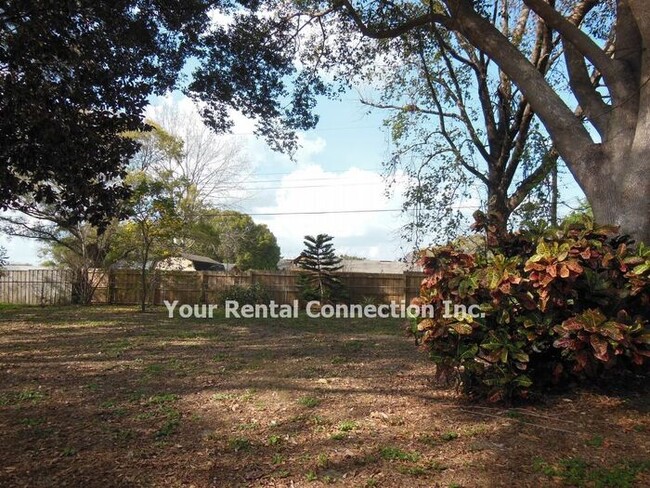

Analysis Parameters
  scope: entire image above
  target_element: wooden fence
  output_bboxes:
[0,269,73,305]
[0,268,426,306]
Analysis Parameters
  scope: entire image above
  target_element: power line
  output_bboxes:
[243,181,387,191]
[241,209,402,216]
[233,205,479,217]
[251,166,385,177]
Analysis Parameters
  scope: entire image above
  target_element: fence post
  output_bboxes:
[108,270,116,305]
[200,272,208,304]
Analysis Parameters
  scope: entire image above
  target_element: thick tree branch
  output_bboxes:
[564,42,610,136]
[522,0,619,79]
[338,0,449,39]
[444,0,595,176]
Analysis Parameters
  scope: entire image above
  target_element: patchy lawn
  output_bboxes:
[0,306,648,487]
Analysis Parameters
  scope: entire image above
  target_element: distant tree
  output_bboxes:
[0,208,128,304]
[151,104,252,208]
[119,172,185,312]
[297,234,345,303]
[191,211,281,271]
[339,254,366,261]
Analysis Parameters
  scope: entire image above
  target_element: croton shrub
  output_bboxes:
[412,220,650,402]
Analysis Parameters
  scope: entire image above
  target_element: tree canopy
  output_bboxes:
[190,0,649,242]
[192,211,281,271]
[4,1,648,242]
[0,0,211,225]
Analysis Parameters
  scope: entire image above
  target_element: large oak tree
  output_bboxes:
[190,0,650,243]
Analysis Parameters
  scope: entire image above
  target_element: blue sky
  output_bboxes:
[1,91,584,265]
[1,94,415,264]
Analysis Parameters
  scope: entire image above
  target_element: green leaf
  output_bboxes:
[450,323,473,335]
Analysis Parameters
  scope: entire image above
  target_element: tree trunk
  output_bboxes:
[486,189,511,248]
[581,150,650,243]
[450,1,650,243]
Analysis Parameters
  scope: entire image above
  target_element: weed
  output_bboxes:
[212,392,236,401]
[298,396,320,408]
[145,364,164,374]
[317,453,329,468]
[338,420,357,432]
[268,434,282,446]
[365,479,378,487]
[272,469,290,479]
[586,434,604,448]
[311,415,328,426]
[428,460,448,472]
[155,417,180,439]
[237,421,259,431]
[61,447,77,457]
[441,431,459,441]
[380,446,420,462]
[306,470,318,482]
[272,454,284,465]
[506,410,524,420]
[397,466,427,476]
[343,340,364,353]
[228,437,251,452]
[240,389,256,401]
[136,411,155,421]
[20,417,44,427]
[418,434,439,447]
[17,389,45,403]
[330,432,346,440]
[534,457,650,487]
[148,393,178,405]
[112,428,134,443]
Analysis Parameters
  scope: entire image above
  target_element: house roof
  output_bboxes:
[180,253,221,265]
[278,258,421,274]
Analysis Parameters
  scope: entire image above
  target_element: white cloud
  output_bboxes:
[252,164,409,259]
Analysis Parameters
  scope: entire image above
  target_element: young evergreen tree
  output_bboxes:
[297,234,345,304]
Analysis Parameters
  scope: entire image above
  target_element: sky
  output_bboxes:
[1,91,583,266]
[0,94,417,264]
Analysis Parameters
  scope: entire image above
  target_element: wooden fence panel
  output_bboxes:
[1,268,427,306]
[0,269,73,305]
[251,271,300,304]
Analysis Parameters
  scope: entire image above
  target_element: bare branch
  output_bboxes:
[507,149,559,211]
[444,0,595,174]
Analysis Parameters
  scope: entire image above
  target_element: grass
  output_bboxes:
[380,446,421,462]
[440,431,459,441]
[338,420,358,432]
[533,457,650,488]
[0,305,648,487]
[228,437,252,452]
[298,396,320,408]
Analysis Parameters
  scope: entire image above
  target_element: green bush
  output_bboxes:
[216,283,270,306]
[412,219,649,402]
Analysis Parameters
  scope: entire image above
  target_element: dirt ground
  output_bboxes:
[0,305,648,487]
